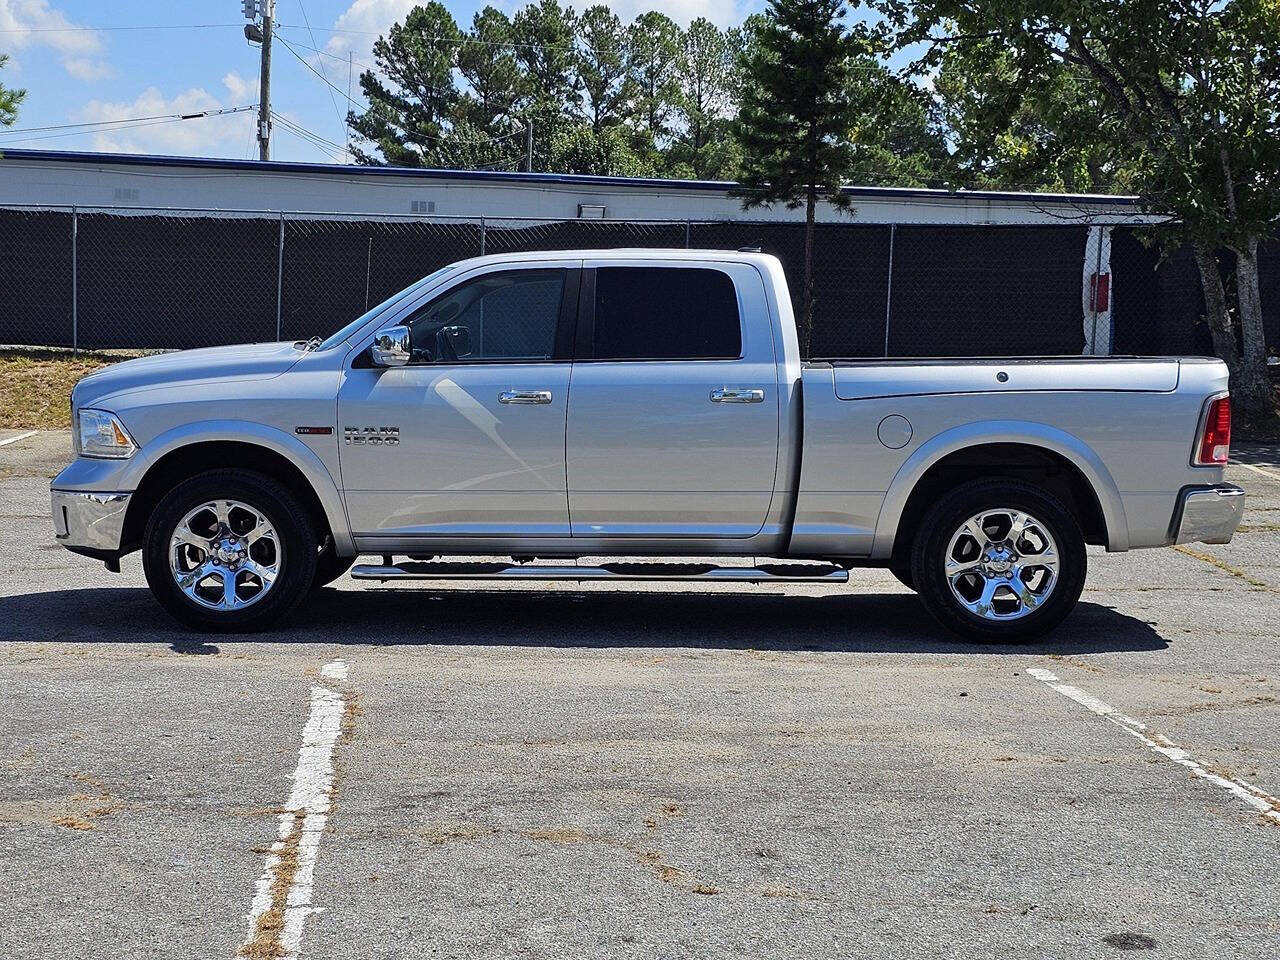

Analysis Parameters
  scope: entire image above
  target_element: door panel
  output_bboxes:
[339,364,571,537]
[338,264,576,539]
[566,261,780,538]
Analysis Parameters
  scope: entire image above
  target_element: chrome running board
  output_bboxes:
[350,560,849,583]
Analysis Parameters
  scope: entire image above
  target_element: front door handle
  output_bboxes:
[499,389,553,405]
[710,387,765,403]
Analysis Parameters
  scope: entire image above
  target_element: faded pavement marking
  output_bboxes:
[1235,461,1280,482]
[239,659,351,958]
[0,430,38,447]
[1027,668,1280,825]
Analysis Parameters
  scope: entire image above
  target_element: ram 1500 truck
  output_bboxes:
[51,250,1245,639]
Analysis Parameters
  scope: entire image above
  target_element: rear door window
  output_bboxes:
[591,267,741,360]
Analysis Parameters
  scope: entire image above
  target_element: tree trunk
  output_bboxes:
[802,185,815,358]
[1233,236,1274,417]
[1193,242,1242,371]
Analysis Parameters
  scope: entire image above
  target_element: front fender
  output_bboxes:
[55,420,353,555]
[871,419,1128,559]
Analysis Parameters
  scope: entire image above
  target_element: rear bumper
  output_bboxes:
[1172,484,1245,546]
[51,489,131,555]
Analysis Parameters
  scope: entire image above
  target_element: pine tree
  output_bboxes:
[0,54,24,129]
[735,0,860,354]
[346,2,461,167]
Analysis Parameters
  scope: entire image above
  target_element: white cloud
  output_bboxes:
[0,0,111,80]
[63,56,111,81]
[73,86,256,158]
[324,0,417,55]
[223,70,254,102]
[600,0,747,28]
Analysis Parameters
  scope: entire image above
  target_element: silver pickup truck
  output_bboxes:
[51,249,1244,640]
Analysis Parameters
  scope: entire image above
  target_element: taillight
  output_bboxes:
[1195,395,1231,465]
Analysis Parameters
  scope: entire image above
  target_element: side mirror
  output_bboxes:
[370,325,411,367]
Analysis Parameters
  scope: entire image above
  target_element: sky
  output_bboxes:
[0,0,775,165]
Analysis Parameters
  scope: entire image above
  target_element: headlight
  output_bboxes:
[78,409,137,459]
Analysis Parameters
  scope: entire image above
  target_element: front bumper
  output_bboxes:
[1173,484,1245,546]
[51,489,132,556]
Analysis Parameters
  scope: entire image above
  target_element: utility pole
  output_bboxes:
[345,51,353,164]
[243,0,274,161]
[524,119,533,173]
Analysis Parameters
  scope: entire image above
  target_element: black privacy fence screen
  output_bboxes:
[2,205,1277,358]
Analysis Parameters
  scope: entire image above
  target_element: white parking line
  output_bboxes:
[0,430,37,447]
[239,660,349,959]
[320,658,348,681]
[1027,668,1280,824]
[1235,461,1280,482]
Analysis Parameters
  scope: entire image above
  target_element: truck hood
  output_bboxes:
[73,341,305,407]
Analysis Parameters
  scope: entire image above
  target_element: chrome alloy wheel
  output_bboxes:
[943,508,1059,621]
[169,499,282,611]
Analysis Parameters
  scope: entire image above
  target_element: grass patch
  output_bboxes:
[0,349,141,430]
[240,810,305,960]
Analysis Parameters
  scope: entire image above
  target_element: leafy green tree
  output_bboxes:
[550,124,654,175]
[346,2,461,167]
[932,39,1133,193]
[0,53,23,129]
[667,18,741,180]
[736,0,862,351]
[841,27,952,189]
[575,6,630,132]
[873,0,1280,416]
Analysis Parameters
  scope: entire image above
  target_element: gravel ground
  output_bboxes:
[1,429,1277,959]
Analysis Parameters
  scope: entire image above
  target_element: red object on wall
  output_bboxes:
[1089,272,1111,312]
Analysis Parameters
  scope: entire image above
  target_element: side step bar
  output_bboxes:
[350,560,849,583]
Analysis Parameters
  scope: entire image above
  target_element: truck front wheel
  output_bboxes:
[142,470,319,632]
[910,479,1086,642]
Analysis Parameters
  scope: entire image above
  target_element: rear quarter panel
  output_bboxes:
[792,358,1229,558]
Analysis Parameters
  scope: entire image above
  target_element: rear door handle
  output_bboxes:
[499,389,553,404]
[710,387,765,403]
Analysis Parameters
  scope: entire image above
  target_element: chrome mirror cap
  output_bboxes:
[370,325,411,367]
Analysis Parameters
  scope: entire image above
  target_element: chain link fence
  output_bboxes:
[2,203,1275,358]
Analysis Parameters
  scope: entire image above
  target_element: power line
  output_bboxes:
[294,0,346,155]
[275,34,365,111]
[274,23,903,75]
[0,23,244,34]
[0,105,256,139]
[270,110,345,153]
[271,123,344,162]
[274,33,525,149]
[0,109,256,147]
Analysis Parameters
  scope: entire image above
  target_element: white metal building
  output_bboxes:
[0,147,1148,227]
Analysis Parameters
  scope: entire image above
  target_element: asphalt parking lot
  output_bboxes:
[1,429,1277,959]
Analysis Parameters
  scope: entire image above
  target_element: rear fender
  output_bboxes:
[872,420,1128,559]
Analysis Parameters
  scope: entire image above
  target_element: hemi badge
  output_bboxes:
[295,426,333,435]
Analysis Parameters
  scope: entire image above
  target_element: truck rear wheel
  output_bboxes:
[142,470,318,632]
[910,479,1085,642]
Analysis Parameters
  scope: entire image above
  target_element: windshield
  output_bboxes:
[315,265,457,351]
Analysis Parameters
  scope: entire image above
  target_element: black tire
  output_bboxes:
[142,470,318,632]
[888,564,915,591]
[311,550,355,589]
[910,479,1086,642]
